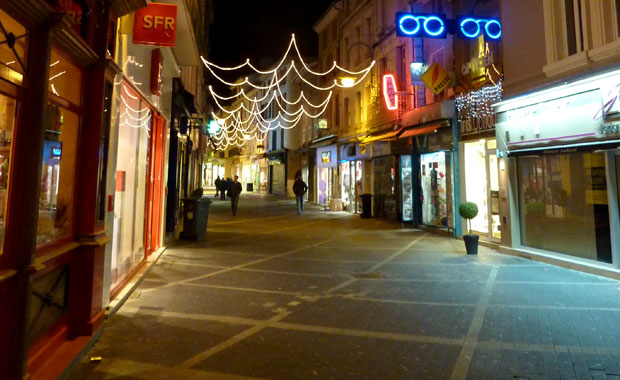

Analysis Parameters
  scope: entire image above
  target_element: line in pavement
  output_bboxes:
[450,265,499,380]
[324,233,427,294]
[177,311,292,370]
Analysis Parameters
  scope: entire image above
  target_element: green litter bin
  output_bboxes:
[181,197,212,240]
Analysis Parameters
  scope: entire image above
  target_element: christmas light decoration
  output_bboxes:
[119,83,151,135]
[455,80,502,121]
[203,34,375,150]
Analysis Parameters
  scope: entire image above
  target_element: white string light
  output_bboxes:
[205,34,375,151]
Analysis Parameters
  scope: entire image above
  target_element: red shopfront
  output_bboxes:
[0,1,144,379]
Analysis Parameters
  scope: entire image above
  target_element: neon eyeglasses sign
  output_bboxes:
[383,73,399,111]
[396,13,501,40]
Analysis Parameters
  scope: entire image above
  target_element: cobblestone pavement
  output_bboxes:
[66,193,620,380]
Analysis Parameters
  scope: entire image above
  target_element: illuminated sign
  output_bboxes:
[321,152,331,163]
[458,17,501,40]
[207,120,221,135]
[396,13,446,38]
[317,118,328,129]
[51,147,62,158]
[421,63,450,95]
[133,3,178,47]
[382,73,399,111]
[396,13,501,40]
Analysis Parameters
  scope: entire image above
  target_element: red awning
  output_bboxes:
[361,129,401,144]
[398,123,442,139]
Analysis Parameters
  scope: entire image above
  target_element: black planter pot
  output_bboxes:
[463,234,479,255]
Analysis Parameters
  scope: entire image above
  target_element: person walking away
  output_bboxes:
[226,177,233,198]
[293,171,308,215]
[214,176,221,198]
[229,175,242,216]
[219,178,228,200]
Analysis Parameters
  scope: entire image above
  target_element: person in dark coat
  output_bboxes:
[229,175,243,216]
[214,176,221,198]
[293,171,308,215]
[226,177,233,197]
[219,178,228,200]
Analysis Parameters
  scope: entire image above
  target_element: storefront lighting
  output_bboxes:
[499,159,505,171]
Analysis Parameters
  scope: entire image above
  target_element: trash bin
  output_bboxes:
[247,183,253,192]
[360,194,372,219]
[181,197,211,240]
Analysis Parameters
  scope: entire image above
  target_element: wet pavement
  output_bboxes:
[66,193,620,380]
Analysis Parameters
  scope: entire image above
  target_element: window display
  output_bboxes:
[463,139,501,239]
[400,155,413,221]
[420,151,448,227]
[37,104,79,244]
[0,94,16,253]
[518,152,611,263]
[341,161,350,210]
[318,167,331,205]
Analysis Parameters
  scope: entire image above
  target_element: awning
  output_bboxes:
[361,129,400,144]
[398,123,442,139]
[309,134,337,148]
[506,139,620,156]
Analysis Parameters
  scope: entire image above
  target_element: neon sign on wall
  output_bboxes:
[383,73,399,111]
[396,13,501,40]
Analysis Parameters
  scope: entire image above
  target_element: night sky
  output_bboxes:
[208,0,333,95]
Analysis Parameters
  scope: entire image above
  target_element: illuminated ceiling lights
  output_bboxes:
[202,34,375,150]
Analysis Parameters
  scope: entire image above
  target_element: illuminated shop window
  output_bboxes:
[37,104,79,245]
[0,93,17,253]
[48,49,82,106]
[0,8,28,80]
[517,152,611,263]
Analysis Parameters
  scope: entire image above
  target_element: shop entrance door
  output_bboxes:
[463,139,501,241]
[144,114,165,255]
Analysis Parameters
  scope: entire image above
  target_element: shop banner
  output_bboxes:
[133,3,178,47]
[421,62,450,95]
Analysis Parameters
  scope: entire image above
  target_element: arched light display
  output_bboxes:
[203,34,375,150]
[396,13,502,40]
[396,13,446,38]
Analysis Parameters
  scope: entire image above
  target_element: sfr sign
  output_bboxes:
[133,3,178,47]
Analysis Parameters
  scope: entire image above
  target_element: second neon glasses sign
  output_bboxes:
[396,13,501,40]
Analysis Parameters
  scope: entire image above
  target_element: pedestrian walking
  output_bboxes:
[293,171,308,215]
[229,175,242,216]
[226,177,233,198]
[219,178,228,200]
[214,176,221,198]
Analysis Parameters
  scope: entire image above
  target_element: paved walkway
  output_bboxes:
[67,193,620,380]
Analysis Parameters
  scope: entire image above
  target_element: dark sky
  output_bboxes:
[207,0,333,96]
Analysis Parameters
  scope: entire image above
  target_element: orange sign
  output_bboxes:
[421,62,451,95]
[133,3,178,47]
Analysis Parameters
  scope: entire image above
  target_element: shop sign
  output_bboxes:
[421,63,450,95]
[150,49,164,96]
[460,114,496,135]
[382,73,399,110]
[396,13,501,40]
[317,118,328,129]
[321,151,331,163]
[601,122,620,135]
[133,3,178,47]
[594,83,620,120]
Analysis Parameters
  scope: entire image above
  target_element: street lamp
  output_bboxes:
[338,41,374,88]
[339,76,356,87]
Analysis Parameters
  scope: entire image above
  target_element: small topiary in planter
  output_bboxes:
[459,201,479,255]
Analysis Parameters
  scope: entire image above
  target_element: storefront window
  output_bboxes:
[0,93,17,253]
[48,49,82,106]
[341,161,350,210]
[421,152,448,227]
[318,167,331,205]
[111,83,151,289]
[463,139,501,239]
[37,105,79,244]
[517,152,611,263]
[401,155,413,221]
[0,8,28,80]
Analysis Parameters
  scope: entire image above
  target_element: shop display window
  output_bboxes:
[37,105,79,245]
[401,155,413,222]
[0,9,28,80]
[110,83,151,289]
[341,161,350,210]
[420,152,448,227]
[0,93,17,253]
[48,49,82,106]
[517,152,611,263]
[318,167,332,205]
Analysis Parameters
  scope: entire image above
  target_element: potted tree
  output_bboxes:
[459,201,479,255]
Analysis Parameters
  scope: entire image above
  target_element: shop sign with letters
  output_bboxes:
[133,3,178,47]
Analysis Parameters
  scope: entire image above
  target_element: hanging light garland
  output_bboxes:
[204,34,375,150]
[455,80,502,122]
